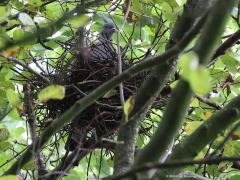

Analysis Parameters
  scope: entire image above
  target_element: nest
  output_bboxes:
[14,34,169,170]
[21,43,151,153]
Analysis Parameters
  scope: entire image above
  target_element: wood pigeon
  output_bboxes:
[65,18,118,152]
[80,18,117,63]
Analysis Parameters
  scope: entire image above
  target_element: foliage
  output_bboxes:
[0,0,240,179]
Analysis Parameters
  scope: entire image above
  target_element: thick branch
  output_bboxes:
[156,95,240,178]
[153,1,236,178]
[113,0,212,175]
[135,0,235,178]
[106,156,240,180]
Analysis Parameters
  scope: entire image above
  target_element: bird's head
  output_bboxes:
[100,18,117,40]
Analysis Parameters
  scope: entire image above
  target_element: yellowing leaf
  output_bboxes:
[0,128,10,141]
[3,47,20,58]
[191,99,199,107]
[202,111,212,120]
[218,162,232,172]
[68,15,89,28]
[184,121,202,135]
[38,85,65,102]
[103,89,117,98]
[223,142,236,157]
[0,141,11,152]
[0,175,19,180]
[23,160,36,170]
[6,89,22,108]
[123,96,135,121]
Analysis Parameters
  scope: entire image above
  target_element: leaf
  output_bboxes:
[221,54,238,73]
[6,89,22,108]
[0,28,12,49]
[27,0,42,6]
[223,142,236,157]
[230,175,240,180]
[189,66,211,95]
[179,52,211,95]
[221,54,238,66]
[179,51,199,78]
[123,96,135,121]
[0,176,19,180]
[103,89,117,98]
[0,6,10,22]
[0,141,11,151]
[38,85,65,102]
[202,111,212,120]
[0,128,10,141]
[68,15,89,28]
[13,29,25,42]
[184,121,202,135]
[18,13,35,26]
[23,160,36,170]
[2,47,20,58]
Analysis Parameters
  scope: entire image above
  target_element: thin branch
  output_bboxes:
[4,55,50,84]
[208,29,240,66]
[116,0,131,105]
[195,95,222,110]
[23,84,48,177]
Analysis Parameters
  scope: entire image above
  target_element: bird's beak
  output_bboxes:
[112,28,118,32]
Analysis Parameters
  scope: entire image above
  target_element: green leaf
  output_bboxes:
[179,52,199,77]
[179,52,211,95]
[6,89,21,108]
[221,54,238,73]
[0,28,12,49]
[189,66,211,95]
[38,85,65,102]
[0,6,11,22]
[0,128,10,141]
[221,54,238,66]
[13,29,25,42]
[230,175,240,180]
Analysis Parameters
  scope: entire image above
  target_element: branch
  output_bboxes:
[135,0,235,177]
[156,95,240,178]
[113,0,211,175]
[116,0,131,105]
[106,156,240,180]
[0,0,107,51]
[23,84,48,177]
[3,12,203,174]
[195,95,222,110]
[4,55,50,84]
[208,29,240,66]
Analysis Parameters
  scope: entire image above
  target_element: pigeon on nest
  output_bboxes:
[65,16,118,152]
[81,16,118,63]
